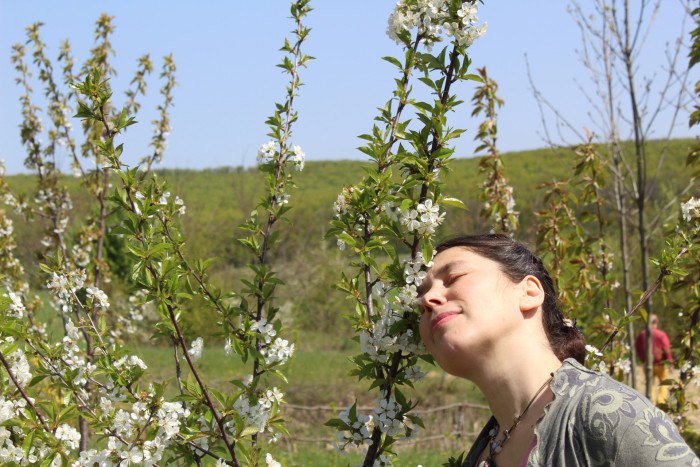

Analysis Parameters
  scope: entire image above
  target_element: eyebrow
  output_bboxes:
[416,260,471,296]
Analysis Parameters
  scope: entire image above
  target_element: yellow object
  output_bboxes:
[652,363,669,405]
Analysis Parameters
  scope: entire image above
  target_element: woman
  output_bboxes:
[417,234,698,466]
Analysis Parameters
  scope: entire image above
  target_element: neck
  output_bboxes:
[469,334,562,430]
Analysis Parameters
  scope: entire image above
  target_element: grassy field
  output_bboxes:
[123,331,486,465]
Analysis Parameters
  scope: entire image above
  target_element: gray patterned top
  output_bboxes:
[463,358,699,466]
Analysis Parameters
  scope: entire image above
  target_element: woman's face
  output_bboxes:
[417,247,523,376]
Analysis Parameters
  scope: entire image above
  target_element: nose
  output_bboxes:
[421,281,446,312]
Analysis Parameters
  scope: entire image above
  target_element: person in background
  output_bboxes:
[635,314,673,405]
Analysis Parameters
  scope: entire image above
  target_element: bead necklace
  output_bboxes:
[478,372,555,467]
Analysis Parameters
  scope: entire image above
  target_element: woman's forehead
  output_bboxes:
[430,247,494,271]
[433,246,478,264]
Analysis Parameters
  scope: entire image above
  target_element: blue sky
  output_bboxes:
[0,1,695,174]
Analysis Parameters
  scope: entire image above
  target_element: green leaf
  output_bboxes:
[440,197,465,209]
[463,73,484,83]
[382,56,403,69]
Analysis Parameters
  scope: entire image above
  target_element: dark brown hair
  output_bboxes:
[436,234,586,364]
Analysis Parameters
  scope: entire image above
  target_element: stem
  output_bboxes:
[173,337,184,395]
[363,41,461,467]
[600,246,689,353]
[166,304,239,466]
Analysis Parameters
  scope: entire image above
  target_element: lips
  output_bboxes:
[431,311,460,331]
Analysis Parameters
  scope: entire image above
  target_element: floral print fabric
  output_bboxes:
[464,359,699,466]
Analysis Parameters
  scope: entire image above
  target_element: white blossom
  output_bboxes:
[257,141,276,164]
[156,401,190,439]
[404,257,427,287]
[0,217,13,237]
[5,291,25,318]
[373,392,404,436]
[387,0,487,50]
[291,144,305,171]
[401,199,445,235]
[157,191,171,205]
[334,190,350,216]
[681,197,700,223]
[265,453,281,467]
[335,406,374,451]
[585,344,603,360]
[224,338,234,356]
[250,319,276,344]
[616,358,631,375]
[591,360,607,373]
[262,337,294,366]
[55,424,81,451]
[86,286,110,309]
[232,387,283,434]
[3,345,31,387]
[188,337,204,361]
[174,196,186,215]
[404,364,426,382]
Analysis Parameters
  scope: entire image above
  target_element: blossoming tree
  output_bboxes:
[0,1,310,465]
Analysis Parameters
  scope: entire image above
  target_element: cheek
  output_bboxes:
[418,314,431,346]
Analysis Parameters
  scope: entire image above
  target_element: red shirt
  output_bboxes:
[635,328,672,364]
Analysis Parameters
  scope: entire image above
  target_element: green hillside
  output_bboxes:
[6,138,695,337]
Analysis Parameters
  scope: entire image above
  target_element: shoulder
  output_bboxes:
[553,359,698,465]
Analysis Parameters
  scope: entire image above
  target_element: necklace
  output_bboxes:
[477,372,555,467]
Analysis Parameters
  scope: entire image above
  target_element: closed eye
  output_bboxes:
[444,272,467,285]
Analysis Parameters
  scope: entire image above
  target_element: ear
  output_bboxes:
[519,275,545,314]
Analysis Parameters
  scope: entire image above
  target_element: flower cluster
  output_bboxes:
[616,358,631,376]
[262,337,294,366]
[403,252,432,288]
[256,141,306,171]
[359,302,424,363]
[387,0,487,49]
[86,286,110,309]
[374,392,417,443]
[0,396,27,424]
[681,197,700,223]
[400,199,445,236]
[291,144,305,171]
[333,187,353,217]
[584,344,607,372]
[231,386,283,434]
[265,453,282,467]
[5,291,25,318]
[257,141,277,164]
[188,337,204,361]
[55,424,81,450]
[482,183,518,233]
[33,187,73,242]
[156,191,186,216]
[251,318,277,343]
[334,406,374,451]
[0,337,31,387]
[75,396,191,466]
[46,268,86,302]
[334,393,416,455]
[403,364,426,382]
[0,423,51,464]
[0,217,13,238]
